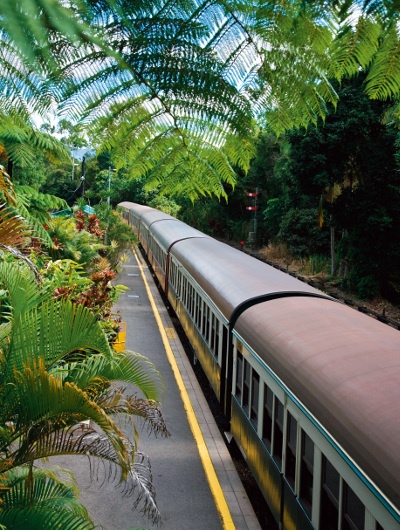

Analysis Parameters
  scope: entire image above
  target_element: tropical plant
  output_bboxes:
[43,216,104,268]
[97,205,137,270]
[41,259,127,344]
[0,260,169,528]
[0,467,96,529]
[0,107,70,175]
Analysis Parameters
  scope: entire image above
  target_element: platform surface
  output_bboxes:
[49,248,262,530]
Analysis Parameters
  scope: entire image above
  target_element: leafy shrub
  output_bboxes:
[277,207,329,258]
[263,198,286,240]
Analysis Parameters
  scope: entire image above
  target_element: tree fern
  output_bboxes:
[328,15,381,82]
[3,0,400,199]
[365,23,400,99]
[0,107,70,168]
[0,31,53,115]
[89,94,255,199]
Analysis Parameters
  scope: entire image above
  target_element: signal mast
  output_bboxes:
[246,187,259,248]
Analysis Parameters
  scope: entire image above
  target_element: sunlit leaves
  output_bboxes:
[365,23,400,99]
[3,0,400,197]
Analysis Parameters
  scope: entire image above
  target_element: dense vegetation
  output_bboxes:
[172,77,400,302]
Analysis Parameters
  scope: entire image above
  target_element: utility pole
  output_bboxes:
[105,166,116,245]
[80,156,86,198]
[71,158,79,181]
[107,166,111,208]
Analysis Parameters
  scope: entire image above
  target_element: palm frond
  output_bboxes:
[0,466,95,530]
[96,388,170,439]
[6,299,112,377]
[0,204,30,248]
[0,166,17,206]
[5,429,161,523]
[4,361,127,464]
[0,261,44,324]
[66,350,163,402]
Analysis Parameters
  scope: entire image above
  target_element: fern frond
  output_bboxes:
[0,107,70,168]
[13,185,68,246]
[0,32,54,115]
[328,16,381,82]
[365,24,400,99]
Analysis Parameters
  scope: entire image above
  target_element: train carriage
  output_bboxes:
[149,221,207,294]
[119,201,400,530]
[234,297,400,530]
[119,201,153,234]
[170,236,331,406]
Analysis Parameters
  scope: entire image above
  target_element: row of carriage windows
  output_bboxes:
[148,237,166,273]
[169,262,222,359]
[235,351,379,530]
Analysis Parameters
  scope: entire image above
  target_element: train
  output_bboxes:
[119,201,400,530]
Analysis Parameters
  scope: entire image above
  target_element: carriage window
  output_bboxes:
[221,326,228,362]
[273,398,284,468]
[190,287,195,317]
[342,482,365,530]
[235,352,243,400]
[242,360,250,413]
[214,317,219,357]
[285,412,297,488]
[210,313,216,354]
[201,302,206,335]
[300,430,314,516]
[188,285,193,315]
[320,456,339,530]
[262,385,273,450]
[206,306,211,344]
[195,293,201,327]
[250,371,259,427]
[182,278,187,306]
[186,284,191,312]
[177,270,182,296]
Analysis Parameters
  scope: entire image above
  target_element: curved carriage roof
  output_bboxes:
[119,202,179,229]
[235,297,400,513]
[171,237,330,321]
[150,220,208,252]
[139,209,178,228]
[118,202,154,218]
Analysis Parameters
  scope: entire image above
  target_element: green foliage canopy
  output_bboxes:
[2,1,400,199]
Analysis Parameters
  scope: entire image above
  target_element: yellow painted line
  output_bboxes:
[133,249,235,530]
[165,327,177,339]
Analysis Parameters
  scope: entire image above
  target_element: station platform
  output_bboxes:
[109,248,262,530]
[49,248,262,529]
